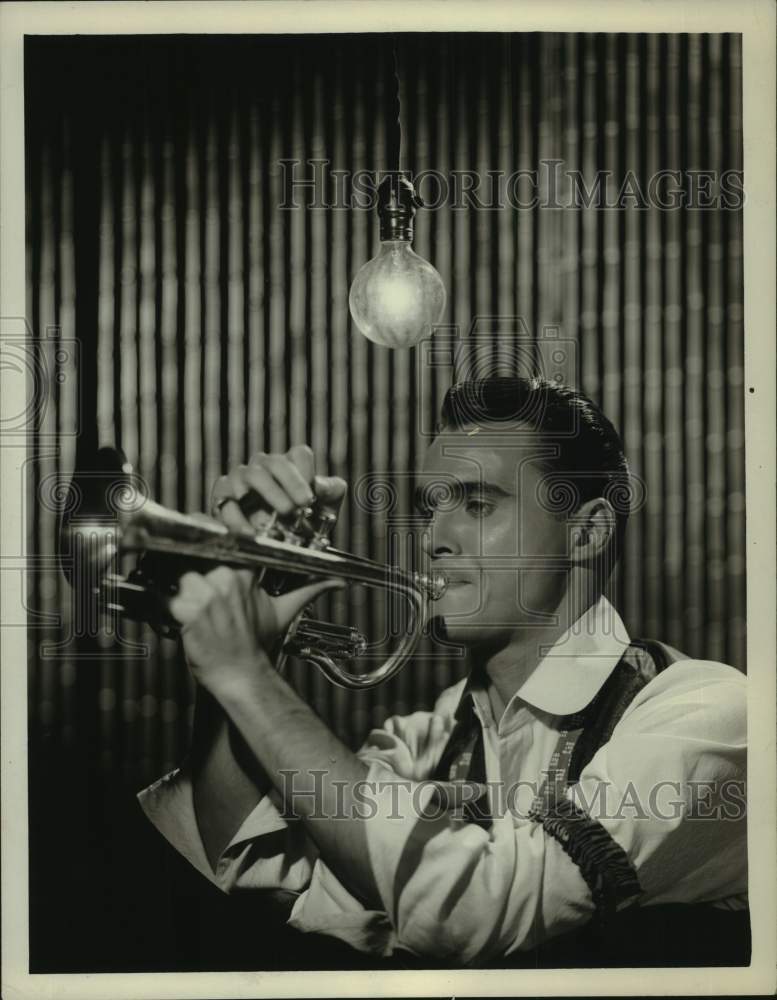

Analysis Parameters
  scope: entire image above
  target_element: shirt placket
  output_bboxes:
[472,694,539,824]
[498,706,539,822]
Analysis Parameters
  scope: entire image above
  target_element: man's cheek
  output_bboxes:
[518,517,568,560]
[480,522,518,558]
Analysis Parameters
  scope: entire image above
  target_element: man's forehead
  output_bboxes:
[420,425,551,482]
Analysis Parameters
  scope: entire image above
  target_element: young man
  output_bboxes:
[139,377,748,967]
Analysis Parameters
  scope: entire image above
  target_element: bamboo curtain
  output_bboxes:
[25,34,745,788]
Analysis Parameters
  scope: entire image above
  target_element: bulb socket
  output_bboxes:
[377,174,422,242]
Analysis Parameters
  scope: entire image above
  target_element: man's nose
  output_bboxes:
[419,512,461,558]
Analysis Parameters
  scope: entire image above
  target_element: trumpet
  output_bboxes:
[59,448,448,689]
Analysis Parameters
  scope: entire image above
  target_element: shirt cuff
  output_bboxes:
[137,765,290,888]
[288,859,397,957]
[138,765,217,883]
[223,785,289,851]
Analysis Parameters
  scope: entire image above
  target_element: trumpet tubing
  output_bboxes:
[60,448,448,689]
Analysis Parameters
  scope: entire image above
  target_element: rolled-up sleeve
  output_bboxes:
[137,765,316,894]
[137,687,461,907]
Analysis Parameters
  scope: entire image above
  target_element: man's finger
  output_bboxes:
[263,453,316,508]
[169,571,214,624]
[238,463,297,517]
[211,473,254,534]
[285,444,315,483]
[212,463,292,533]
[204,565,240,597]
[313,474,348,510]
[217,499,257,535]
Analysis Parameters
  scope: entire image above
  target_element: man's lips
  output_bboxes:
[431,565,481,591]
[437,574,476,589]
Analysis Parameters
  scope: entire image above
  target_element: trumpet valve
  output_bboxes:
[284,504,338,550]
[284,504,317,545]
[309,509,338,550]
[284,617,368,661]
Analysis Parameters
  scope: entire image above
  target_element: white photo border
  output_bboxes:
[1,1,774,996]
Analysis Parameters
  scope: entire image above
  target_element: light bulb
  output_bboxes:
[349,240,446,348]
[348,176,446,348]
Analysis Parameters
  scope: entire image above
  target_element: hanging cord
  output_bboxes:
[388,33,403,177]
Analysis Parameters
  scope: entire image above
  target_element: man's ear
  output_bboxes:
[569,498,616,564]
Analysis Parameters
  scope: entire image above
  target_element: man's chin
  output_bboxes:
[431,614,505,650]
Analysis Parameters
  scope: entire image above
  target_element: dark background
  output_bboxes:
[25,33,745,971]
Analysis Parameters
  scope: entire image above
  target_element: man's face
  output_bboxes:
[416,424,571,649]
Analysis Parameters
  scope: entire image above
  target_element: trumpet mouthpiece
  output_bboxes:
[416,571,449,601]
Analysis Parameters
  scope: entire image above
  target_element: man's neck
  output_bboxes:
[474,576,599,714]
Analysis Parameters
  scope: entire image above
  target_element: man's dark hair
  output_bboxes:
[438,376,632,559]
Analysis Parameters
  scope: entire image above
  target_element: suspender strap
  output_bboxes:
[429,696,492,828]
[429,637,683,890]
[533,796,644,914]
[530,639,682,918]
[568,639,680,782]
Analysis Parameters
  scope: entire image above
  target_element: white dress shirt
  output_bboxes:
[138,596,747,964]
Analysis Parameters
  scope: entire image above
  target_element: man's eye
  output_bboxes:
[466,498,495,516]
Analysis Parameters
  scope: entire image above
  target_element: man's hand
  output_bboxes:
[210,443,347,535]
[170,565,344,699]
[170,445,347,698]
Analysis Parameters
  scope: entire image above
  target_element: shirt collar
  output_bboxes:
[456,596,631,723]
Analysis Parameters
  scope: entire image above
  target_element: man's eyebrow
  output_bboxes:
[458,480,512,497]
[412,480,512,509]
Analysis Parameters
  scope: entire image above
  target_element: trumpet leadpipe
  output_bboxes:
[118,497,448,600]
